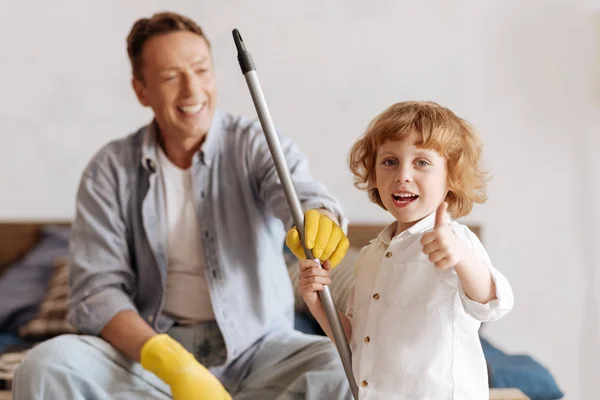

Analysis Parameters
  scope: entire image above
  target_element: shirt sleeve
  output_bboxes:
[246,121,348,232]
[67,156,138,335]
[454,224,514,322]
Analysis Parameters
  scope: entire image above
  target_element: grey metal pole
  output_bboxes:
[232,29,358,399]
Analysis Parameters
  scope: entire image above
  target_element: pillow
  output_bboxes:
[286,247,359,316]
[0,333,24,354]
[481,337,564,400]
[0,226,70,332]
[18,256,77,339]
[294,311,324,336]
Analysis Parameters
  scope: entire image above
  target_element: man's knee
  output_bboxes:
[298,337,351,399]
[14,334,91,381]
[308,337,347,372]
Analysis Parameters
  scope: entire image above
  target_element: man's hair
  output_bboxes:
[126,11,209,82]
[348,101,489,218]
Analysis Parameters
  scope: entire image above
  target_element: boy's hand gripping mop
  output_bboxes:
[232,29,358,399]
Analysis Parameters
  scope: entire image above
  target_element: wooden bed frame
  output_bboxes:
[0,221,480,274]
[0,222,70,273]
[1,221,524,400]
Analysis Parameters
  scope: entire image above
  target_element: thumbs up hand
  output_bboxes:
[420,202,467,269]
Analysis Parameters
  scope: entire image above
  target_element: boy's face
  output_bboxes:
[374,132,448,233]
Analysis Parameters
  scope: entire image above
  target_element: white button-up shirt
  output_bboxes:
[346,212,514,399]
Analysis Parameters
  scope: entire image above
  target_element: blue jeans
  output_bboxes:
[0,333,24,354]
[12,325,350,400]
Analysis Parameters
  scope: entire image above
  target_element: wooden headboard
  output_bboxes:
[0,222,70,270]
[0,221,480,271]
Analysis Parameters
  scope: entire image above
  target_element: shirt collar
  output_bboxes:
[200,108,225,167]
[374,211,452,245]
[141,121,160,173]
[140,109,226,172]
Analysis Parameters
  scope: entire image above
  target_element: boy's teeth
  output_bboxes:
[179,104,203,113]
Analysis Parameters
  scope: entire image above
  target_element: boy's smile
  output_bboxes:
[391,190,419,207]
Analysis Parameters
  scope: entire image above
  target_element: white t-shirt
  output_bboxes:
[158,147,215,323]
[346,212,514,400]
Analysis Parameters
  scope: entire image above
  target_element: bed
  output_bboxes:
[0,221,558,400]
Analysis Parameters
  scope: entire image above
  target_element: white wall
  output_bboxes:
[1,0,598,398]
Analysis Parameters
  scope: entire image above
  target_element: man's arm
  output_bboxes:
[100,310,156,362]
[247,125,350,266]
[246,122,347,232]
[68,161,139,337]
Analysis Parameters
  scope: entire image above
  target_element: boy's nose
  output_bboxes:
[395,166,412,183]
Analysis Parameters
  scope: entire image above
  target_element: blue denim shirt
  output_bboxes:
[67,109,347,363]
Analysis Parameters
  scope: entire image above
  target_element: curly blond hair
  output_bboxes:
[348,101,489,218]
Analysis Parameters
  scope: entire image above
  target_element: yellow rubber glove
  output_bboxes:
[285,209,349,268]
[140,334,231,400]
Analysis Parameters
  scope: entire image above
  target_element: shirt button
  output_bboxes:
[146,159,156,173]
[372,293,380,300]
[147,315,154,322]
[385,252,393,258]
[361,380,368,387]
[364,336,371,343]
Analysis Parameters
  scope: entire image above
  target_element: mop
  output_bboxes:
[232,29,358,399]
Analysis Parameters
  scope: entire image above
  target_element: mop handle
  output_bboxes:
[232,29,358,399]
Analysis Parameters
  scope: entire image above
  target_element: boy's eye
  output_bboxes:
[382,159,397,166]
[415,159,430,167]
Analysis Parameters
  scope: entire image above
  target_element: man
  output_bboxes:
[13,11,351,400]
